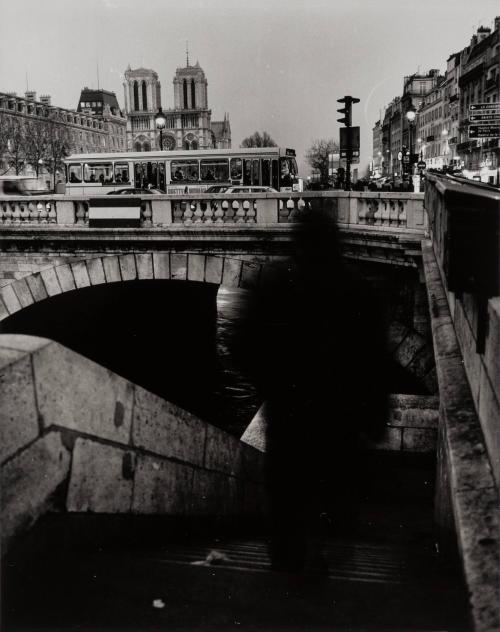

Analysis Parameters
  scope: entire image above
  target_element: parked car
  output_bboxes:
[106,188,162,195]
[221,185,277,194]
[205,185,229,193]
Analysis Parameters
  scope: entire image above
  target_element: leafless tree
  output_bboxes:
[2,116,27,175]
[45,117,72,188]
[306,138,339,184]
[241,131,277,148]
[24,119,50,177]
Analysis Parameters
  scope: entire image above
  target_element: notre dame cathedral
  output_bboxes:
[123,58,231,152]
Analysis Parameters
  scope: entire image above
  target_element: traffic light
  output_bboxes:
[337,105,351,127]
[337,96,360,127]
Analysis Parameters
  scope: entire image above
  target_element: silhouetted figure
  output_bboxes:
[244,212,388,572]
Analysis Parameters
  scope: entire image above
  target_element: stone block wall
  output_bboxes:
[241,394,439,454]
[0,334,265,554]
[422,240,500,632]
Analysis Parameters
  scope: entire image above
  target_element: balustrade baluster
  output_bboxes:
[358,201,368,224]
[183,201,193,225]
[398,201,407,227]
[366,201,376,225]
[38,202,47,223]
[389,200,399,226]
[203,201,214,224]
[374,201,383,225]
[278,199,288,222]
[233,199,244,223]
[28,202,38,223]
[381,201,391,225]
[19,202,29,224]
[2,202,13,224]
[141,201,152,227]
[75,202,85,225]
[12,202,21,224]
[246,200,256,223]
[242,200,251,223]
[220,200,229,223]
[47,202,57,223]
[193,201,203,223]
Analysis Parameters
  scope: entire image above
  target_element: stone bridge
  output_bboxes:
[1,182,499,630]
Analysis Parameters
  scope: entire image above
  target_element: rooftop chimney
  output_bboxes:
[40,95,51,106]
[25,91,36,101]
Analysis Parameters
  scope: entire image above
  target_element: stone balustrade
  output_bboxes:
[0,191,426,233]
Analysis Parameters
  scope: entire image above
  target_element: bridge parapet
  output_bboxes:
[0,191,426,233]
[424,174,500,631]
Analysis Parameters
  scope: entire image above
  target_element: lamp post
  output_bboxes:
[155,107,166,151]
[441,128,449,171]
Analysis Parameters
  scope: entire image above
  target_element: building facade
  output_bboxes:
[0,90,127,180]
[457,19,500,181]
[374,16,500,184]
[417,81,447,170]
[372,120,383,177]
[123,61,231,152]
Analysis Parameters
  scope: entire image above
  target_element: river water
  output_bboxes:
[213,286,260,437]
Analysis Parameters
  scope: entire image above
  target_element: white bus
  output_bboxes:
[62,147,302,195]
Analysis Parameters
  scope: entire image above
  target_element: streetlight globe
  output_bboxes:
[155,107,166,129]
[406,109,416,122]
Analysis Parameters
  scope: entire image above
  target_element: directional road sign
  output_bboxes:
[469,103,500,111]
[468,125,500,138]
[469,114,500,124]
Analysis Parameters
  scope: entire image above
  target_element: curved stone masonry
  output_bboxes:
[0,334,266,554]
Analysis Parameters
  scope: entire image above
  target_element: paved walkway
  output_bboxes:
[3,453,471,631]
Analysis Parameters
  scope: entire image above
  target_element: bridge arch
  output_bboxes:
[0,252,436,394]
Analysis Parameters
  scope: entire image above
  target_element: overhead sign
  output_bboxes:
[339,126,360,152]
[469,103,500,111]
[469,114,500,123]
[468,125,500,138]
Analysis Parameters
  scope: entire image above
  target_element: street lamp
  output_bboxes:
[155,107,166,150]
[405,106,417,184]
[441,128,449,171]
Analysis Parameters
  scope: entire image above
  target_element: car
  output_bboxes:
[106,187,162,195]
[0,176,41,195]
[221,185,277,194]
[205,185,229,193]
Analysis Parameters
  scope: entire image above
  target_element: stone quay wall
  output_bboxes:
[0,334,265,554]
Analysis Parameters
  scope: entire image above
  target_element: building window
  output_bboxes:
[142,81,147,110]
[183,79,188,109]
[191,79,196,109]
[134,81,139,111]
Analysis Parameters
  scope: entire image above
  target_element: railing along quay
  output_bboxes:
[0,191,426,233]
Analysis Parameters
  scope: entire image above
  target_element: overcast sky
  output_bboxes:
[1,0,498,174]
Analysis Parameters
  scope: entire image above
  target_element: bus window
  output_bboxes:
[252,159,260,185]
[134,162,145,188]
[243,160,252,185]
[114,162,129,184]
[171,160,199,182]
[200,159,229,182]
[261,159,271,186]
[158,162,166,191]
[279,157,294,188]
[84,162,113,183]
[68,164,82,183]
[230,158,242,181]
[271,160,279,190]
